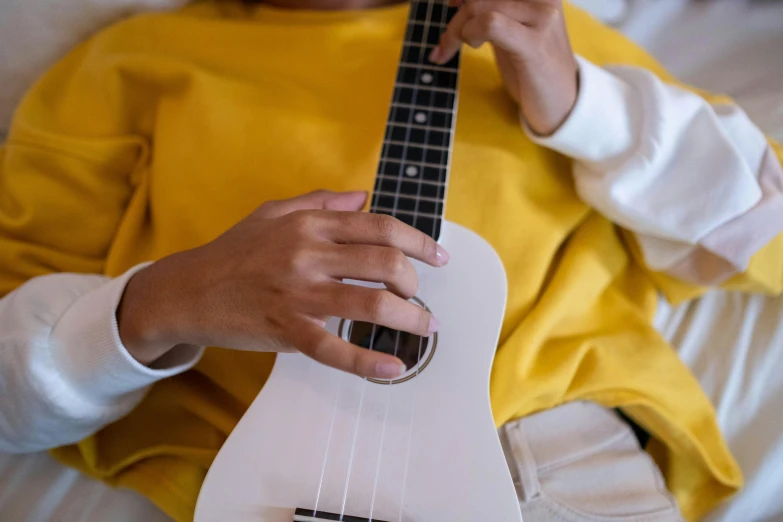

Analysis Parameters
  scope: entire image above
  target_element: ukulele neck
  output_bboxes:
[369,0,461,242]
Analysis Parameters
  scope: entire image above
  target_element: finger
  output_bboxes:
[289,319,407,379]
[323,244,419,298]
[310,283,438,338]
[321,212,449,267]
[461,10,530,53]
[431,1,540,64]
[256,190,368,218]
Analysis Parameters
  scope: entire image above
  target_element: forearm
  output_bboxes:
[0,266,202,453]
[525,56,783,287]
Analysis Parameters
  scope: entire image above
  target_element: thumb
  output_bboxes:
[257,190,368,218]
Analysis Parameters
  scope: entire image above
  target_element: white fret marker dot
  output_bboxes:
[405,166,419,177]
[414,112,427,123]
[421,72,434,84]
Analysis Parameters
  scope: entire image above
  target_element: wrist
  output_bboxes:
[523,56,637,165]
[117,254,193,365]
[520,57,580,136]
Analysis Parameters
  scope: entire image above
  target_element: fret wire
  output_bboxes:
[387,121,452,134]
[380,146,449,174]
[389,112,452,129]
[391,102,453,114]
[374,181,446,198]
[398,62,457,73]
[409,5,445,20]
[396,47,457,70]
[373,190,442,203]
[401,42,437,49]
[370,193,441,211]
[395,82,456,94]
[404,20,446,48]
[385,127,450,147]
[374,181,445,195]
[383,139,449,152]
[376,174,446,187]
[408,20,447,28]
[370,206,442,219]
[378,158,448,172]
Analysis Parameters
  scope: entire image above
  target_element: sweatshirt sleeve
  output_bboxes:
[526,56,783,302]
[0,265,203,453]
[0,25,202,452]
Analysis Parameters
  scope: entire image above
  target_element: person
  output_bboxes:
[1,0,782,520]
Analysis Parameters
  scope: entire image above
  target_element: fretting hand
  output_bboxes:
[118,190,448,379]
[430,0,578,135]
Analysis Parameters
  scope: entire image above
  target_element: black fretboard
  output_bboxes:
[369,0,460,241]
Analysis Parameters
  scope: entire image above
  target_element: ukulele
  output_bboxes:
[195,1,520,520]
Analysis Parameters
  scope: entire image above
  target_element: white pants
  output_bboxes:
[501,402,683,522]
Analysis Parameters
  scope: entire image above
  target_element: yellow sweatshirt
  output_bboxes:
[2,1,782,520]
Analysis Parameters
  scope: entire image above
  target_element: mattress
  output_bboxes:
[1,1,782,521]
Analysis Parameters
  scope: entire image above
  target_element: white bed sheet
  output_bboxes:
[656,292,783,522]
[623,5,783,518]
[1,1,782,521]
[0,452,169,522]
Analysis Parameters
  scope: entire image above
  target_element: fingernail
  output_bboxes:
[376,361,406,379]
[435,245,450,266]
[429,47,441,64]
[428,315,440,334]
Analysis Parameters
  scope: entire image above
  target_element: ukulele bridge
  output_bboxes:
[294,508,390,522]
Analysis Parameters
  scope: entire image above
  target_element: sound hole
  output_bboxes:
[348,322,427,373]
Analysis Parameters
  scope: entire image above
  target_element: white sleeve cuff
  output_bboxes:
[524,56,638,168]
[49,262,204,403]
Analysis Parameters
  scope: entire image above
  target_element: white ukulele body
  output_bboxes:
[195,220,521,522]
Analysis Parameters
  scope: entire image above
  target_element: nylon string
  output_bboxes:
[313,1,453,519]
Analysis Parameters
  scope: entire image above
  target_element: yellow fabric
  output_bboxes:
[2,2,782,520]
